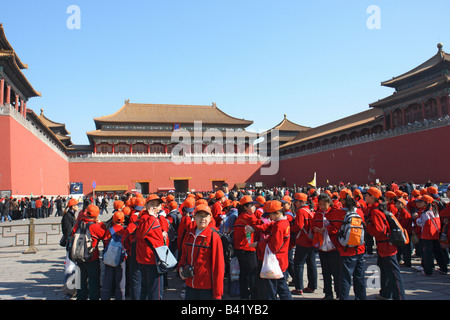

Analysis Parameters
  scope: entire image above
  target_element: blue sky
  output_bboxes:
[2,0,450,145]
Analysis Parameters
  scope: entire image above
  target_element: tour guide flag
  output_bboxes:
[308,172,317,188]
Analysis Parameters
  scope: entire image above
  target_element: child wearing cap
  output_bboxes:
[178,204,225,300]
[290,193,317,295]
[250,200,292,300]
[233,195,263,300]
[70,204,106,300]
[135,194,166,300]
[311,193,340,300]
[328,189,367,300]
[394,198,413,267]
[413,195,447,276]
[365,187,405,300]
[101,211,126,300]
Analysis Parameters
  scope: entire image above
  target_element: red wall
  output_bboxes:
[266,125,450,187]
[0,116,12,192]
[69,161,264,194]
[4,115,70,196]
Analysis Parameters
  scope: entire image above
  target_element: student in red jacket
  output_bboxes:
[365,187,405,300]
[291,192,317,295]
[414,195,447,276]
[135,194,166,300]
[233,195,263,300]
[394,198,413,267]
[251,200,292,300]
[178,204,225,300]
[70,204,106,300]
[312,193,340,300]
[327,189,366,300]
[101,210,126,300]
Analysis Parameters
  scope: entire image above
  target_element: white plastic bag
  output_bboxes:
[260,245,283,279]
[320,228,336,252]
[230,256,240,281]
[64,253,76,275]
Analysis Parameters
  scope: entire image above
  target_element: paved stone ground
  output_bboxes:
[0,206,449,300]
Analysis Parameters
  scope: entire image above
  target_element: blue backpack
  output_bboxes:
[103,227,126,267]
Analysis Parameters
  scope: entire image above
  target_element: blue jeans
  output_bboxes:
[339,253,366,300]
[264,271,292,300]
[77,259,101,300]
[377,254,405,300]
[101,261,126,300]
[293,245,317,290]
[139,264,163,300]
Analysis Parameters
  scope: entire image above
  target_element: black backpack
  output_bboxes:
[212,229,234,265]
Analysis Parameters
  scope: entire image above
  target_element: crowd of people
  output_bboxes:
[0,196,70,221]
[57,180,450,300]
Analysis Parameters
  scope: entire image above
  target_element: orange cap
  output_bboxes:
[265,200,283,213]
[367,187,382,199]
[416,195,434,204]
[240,195,257,206]
[68,198,78,207]
[256,195,266,204]
[168,200,178,210]
[308,188,316,196]
[223,199,233,208]
[195,199,208,206]
[166,194,175,202]
[411,189,420,197]
[420,188,427,195]
[395,198,407,206]
[339,189,353,199]
[195,193,204,200]
[215,190,225,199]
[113,211,125,224]
[86,204,100,218]
[353,189,362,197]
[146,194,163,204]
[114,200,125,210]
[385,191,397,199]
[183,197,196,212]
[427,186,438,195]
[134,197,146,208]
[122,206,132,216]
[294,193,308,202]
[394,190,404,197]
[281,195,292,204]
[194,204,212,215]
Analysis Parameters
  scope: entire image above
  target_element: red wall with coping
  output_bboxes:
[0,116,12,191]
[272,125,450,187]
[69,161,264,194]
[3,115,70,196]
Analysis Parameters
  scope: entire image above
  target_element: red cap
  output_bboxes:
[122,206,132,216]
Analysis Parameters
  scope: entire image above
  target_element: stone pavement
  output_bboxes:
[0,209,449,300]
